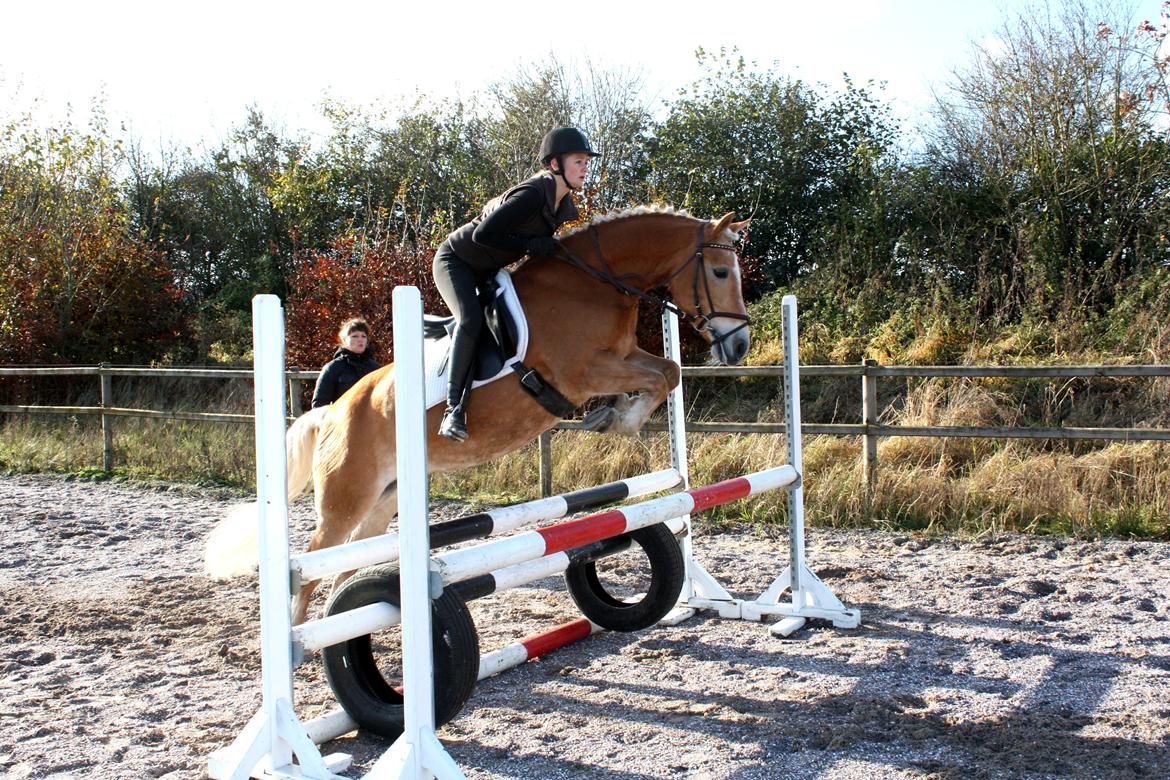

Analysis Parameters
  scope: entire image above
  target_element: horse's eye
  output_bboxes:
[712,267,730,280]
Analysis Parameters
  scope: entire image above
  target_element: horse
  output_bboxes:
[204,206,752,624]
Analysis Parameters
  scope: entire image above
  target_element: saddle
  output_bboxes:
[420,271,578,418]
[424,275,521,382]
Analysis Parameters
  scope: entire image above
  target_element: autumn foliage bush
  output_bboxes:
[284,235,445,369]
[0,215,184,366]
[0,117,185,368]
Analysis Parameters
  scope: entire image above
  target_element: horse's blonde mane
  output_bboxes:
[560,204,694,239]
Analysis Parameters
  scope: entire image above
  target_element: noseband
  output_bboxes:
[555,223,751,348]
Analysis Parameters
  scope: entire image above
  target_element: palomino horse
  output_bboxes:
[205,206,751,624]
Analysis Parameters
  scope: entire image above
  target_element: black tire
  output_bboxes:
[321,563,480,739]
[563,522,685,631]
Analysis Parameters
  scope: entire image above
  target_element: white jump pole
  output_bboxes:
[363,286,465,780]
[208,295,349,780]
[662,308,694,593]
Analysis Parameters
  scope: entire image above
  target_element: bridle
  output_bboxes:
[554,222,751,349]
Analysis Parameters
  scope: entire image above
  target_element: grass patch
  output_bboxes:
[4,407,1166,540]
[0,414,255,488]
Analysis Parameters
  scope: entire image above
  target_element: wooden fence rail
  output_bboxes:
[2,362,1168,491]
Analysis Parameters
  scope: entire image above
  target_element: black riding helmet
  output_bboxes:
[539,127,600,191]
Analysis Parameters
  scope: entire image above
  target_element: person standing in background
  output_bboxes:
[311,318,380,408]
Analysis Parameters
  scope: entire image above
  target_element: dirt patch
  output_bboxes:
[1,473,1167,779]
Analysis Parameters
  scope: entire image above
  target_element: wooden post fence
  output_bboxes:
[99,363,113,472]
[2,362,1168,488]
[862,358,878,490]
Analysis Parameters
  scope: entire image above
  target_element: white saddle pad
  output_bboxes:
[423,270,530,410]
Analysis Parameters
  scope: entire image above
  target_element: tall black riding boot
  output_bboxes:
[439,335,475,442]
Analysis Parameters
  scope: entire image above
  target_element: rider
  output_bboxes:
[432,126,599,442]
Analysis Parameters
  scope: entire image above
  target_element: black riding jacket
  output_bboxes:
[443,171,579,273]
[311,348,381,408]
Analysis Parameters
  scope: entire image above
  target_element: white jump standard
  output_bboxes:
[660,294,860,637]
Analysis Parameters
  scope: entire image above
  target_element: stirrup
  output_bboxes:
[438,407,469,442]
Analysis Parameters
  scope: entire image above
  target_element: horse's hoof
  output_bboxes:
[580,405,616,432]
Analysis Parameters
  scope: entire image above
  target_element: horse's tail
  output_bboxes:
[286,405,328,501]
[203,406,328,579]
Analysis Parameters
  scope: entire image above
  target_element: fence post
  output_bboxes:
[538,430,553,497]
[99,363,113,472]
[862,358,878,490]
[288,371,303,418]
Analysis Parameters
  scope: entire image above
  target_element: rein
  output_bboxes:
[554,222,751,348]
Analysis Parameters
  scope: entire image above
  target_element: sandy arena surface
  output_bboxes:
[1,473,1167,779]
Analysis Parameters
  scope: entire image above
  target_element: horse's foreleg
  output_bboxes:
[609,391,664,433]
[292,467,394,624]
[581,349,681,435]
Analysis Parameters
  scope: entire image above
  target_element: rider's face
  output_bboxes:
[555,153,591,189]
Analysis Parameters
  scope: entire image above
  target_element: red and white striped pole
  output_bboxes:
[478,618,602,680]
[291,468,681,588]
[435,465,798,587]
[292,465,795,654]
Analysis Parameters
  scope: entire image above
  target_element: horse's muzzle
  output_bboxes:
[710,325,751,366]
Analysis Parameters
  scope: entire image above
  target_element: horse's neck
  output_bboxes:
[567,215,699,287]
[513,214,699,342]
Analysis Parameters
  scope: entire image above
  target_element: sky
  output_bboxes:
[1,0,1166,150]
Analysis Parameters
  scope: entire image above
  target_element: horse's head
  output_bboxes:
[665,212,752,365]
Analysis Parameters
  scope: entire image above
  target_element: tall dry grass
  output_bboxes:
[435,373,1169,540]
[0,377,256,486]
[0,414,255,486]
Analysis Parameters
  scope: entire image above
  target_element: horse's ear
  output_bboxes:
[729,218,751,235]
[711,212,737,235]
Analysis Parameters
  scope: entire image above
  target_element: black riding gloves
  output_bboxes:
[526,236,561,256]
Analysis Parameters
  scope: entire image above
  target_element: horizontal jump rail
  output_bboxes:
[290,468,680,588]
[298,615,608,746]
[478,617,602,680]
[296,606,641,746]
[436,466,797,587]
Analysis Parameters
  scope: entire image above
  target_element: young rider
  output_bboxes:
[432,126,599,442]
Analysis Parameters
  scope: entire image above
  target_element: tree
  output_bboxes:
[644,50,901,291]
[121,109,308,360]
[928,0,1170,318]
[283,235,444,370]
[484,57,653,213]
[0,110,184,364]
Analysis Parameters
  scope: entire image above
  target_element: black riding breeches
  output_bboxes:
[432,242,488,411]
